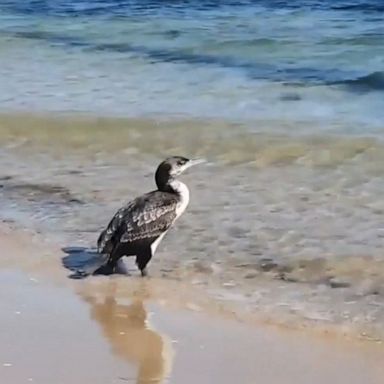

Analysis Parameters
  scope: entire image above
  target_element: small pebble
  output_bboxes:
[329,279,350,289]
[244,272,258,279]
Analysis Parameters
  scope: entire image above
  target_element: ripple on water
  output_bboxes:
[0,114,384,339]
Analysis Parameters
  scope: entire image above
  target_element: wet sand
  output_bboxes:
[1,224,383,384]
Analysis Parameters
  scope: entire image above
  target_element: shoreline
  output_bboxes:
[1,221,383,345]
[0,223,384,384]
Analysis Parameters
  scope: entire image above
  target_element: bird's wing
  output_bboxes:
[97,191,178,254]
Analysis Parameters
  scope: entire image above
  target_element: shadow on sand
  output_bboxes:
[61,246,128,279]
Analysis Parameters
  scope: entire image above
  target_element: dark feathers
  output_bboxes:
[97,190,179,256]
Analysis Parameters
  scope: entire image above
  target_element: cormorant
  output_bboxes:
[79,156,205,277]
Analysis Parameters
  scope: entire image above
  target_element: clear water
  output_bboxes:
[1,0,384,134]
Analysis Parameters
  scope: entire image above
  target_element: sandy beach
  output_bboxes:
[1,223,383,384]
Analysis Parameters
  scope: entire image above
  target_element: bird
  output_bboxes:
[77,156,205,277]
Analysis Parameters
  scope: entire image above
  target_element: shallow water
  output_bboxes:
[0,114,384,340]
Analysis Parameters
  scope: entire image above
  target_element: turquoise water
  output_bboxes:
[0,1,384,134]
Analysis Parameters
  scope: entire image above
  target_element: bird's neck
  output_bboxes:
[158,177,189,200]
[167,179,189,199]
[157,178,190,218]
[169,179,190,218]
[157,174,189,200]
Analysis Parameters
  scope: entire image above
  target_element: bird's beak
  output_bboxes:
[187,158,206,168]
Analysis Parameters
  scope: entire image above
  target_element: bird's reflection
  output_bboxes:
[80,285,174,384]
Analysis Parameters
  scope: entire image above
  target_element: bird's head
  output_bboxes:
[155,156,205,189]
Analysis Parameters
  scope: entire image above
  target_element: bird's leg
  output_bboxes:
[105,258,118,274]
[140,268,148,277]
[136,248,152,277]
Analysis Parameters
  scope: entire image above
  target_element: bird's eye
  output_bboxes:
[177,160,184,166]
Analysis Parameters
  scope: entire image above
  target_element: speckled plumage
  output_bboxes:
[97,190,179,256]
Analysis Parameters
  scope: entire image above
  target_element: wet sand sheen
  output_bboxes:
[0,226,383,384]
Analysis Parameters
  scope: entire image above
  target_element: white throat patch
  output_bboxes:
[150,180,190,256]
[171,180,190,219]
